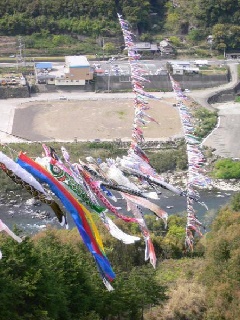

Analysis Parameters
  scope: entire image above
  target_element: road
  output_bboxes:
[189,63,239,110]
[189,62,240,159]
[200,102,240,158]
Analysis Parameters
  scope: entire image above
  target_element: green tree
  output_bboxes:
[161,215,186,258]
[96,265,166,319]
[212,158,240,179]
[195,0,240,28]
[0,235,52,320]
[34,229,99,319]
[0,229,102,320]
[230,192,240,212]
[202,207,240,320]
[103,42,117,55]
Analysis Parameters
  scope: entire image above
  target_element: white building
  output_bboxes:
[168,60,199,75]
[172,66,199,75]
[193,60,209,66]
[54,56,93,86]
[41,56,94,86]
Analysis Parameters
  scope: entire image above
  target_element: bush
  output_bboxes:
[24,33,102,56]
[212,158,240,179]
[187,29,206,42]
[235,96,240,103]
[230,192,240,211]
[202,208,240,320]
[148,147,187,173]
[193,107,218,139]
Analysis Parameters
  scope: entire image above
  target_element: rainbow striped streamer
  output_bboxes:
[16,152,115,288]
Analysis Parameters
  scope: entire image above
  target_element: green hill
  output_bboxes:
[0,0,240,57]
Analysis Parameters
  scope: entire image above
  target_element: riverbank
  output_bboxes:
[0,184,234,234]
[166,170,240,192]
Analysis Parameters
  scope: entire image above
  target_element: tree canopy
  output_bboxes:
[0,0,240,52]
[0,0,168,37]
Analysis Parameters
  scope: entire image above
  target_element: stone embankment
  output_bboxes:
[0,86,29,99]
[114,138,183,149]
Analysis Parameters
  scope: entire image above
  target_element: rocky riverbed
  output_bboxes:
[165,171,240,192]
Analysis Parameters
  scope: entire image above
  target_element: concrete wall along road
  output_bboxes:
[173,73,230,90]
[208,81,240,104]
[95,73,229,92]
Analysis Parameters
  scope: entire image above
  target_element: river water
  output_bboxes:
[0,188,235,235]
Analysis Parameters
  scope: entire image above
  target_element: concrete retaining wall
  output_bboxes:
[0,86,29,99]
[95,73,229,92]
[0,73,229,98]
[172,73,230,90]
[208,81,240,104]
[88,137,184,150]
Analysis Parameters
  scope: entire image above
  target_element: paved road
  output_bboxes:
[189,63,239,110]
[189,62,240,159]
[201,102,240,158]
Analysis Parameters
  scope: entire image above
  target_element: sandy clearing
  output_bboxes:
[11,97,183,142]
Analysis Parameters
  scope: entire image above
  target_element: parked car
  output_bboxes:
[155,69,162,75]
[59,96,67,100]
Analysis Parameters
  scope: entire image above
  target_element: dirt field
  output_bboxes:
[12,97,183,142]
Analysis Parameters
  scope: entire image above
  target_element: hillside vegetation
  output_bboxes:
[0,193,240,319]
[1,0,240,57]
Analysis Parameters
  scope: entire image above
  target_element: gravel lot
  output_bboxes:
[11,93,183,142]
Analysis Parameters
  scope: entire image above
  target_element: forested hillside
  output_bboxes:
[0,0,240,56]
[0,0,167,37]
[0,194,240,319]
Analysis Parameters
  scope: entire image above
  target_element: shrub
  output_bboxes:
[230,192,240,211]
[235,96,240,103]
[202,208,240,320]
[193,107,218,139]
[148,147,187,173]
[211,158,240,179]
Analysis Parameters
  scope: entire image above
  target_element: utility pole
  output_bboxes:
[107,66,111,92]
[107,60,113,92]
[102,37,105,60]
[16,37,25,69]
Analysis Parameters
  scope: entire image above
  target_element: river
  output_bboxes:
[0,188,235,235]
